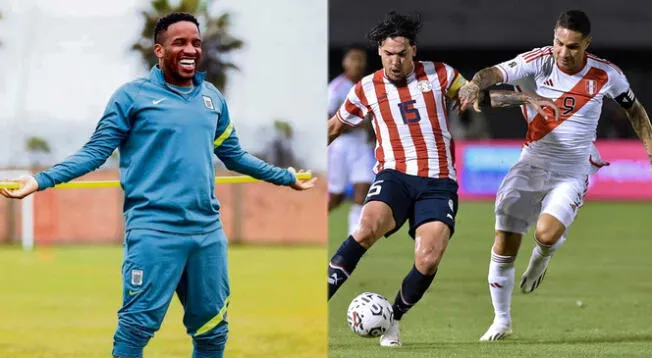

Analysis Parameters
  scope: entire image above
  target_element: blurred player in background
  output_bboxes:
[326,11,559,347]
[0,12,316,358]
[459,9,652,341]
[328,45,375,235]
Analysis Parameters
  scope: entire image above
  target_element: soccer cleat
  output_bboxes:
[379,320,401,347]
[520,255,552,294]
[479,322,512,341]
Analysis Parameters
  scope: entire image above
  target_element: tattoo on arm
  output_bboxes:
[625,101,652,156]
[482,90,530,108]
[471,67,504,90]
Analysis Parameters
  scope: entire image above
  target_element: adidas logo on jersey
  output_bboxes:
[544,79,554,87]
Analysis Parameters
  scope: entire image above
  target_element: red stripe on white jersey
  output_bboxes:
[396,74,430,177]
[372,70,407,173]
[523,48,544,60]
[587,54,623,74]
[433,62,451,177]
[525,67,608,144]
[525,48,552,63]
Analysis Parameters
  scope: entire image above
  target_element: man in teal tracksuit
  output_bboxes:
[0,13,316,358]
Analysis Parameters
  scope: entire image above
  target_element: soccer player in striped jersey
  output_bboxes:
[326,11,559,347]
[328,46,375,235]
[458,10,652,341]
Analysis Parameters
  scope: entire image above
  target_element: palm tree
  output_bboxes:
[132,0,244,91]
[25,136,52,169]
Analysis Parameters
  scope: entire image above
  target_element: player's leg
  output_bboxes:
[520,175,586,293]
[381,177,457,347]
[347,138,375,235]
[349,182,370,234]
[327,136,348,212]
[328,171,409,300]
[481,163,542,341]
[177,228,230,358]
[112,229,190,358]
[480,230,522,341]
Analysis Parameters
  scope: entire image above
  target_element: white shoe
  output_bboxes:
[520,255,551,294]
[479,321,512,341]
[379,320,401,347]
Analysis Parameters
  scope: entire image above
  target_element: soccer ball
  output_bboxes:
[346,292,394,337]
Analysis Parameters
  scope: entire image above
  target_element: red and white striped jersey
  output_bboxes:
[496,46,633,174]
[336,61,466,180]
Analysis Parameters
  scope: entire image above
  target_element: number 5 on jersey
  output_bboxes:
[366,180,384,198]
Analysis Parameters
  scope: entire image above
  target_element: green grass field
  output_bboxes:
[329,201,652,357]
[0,244,326,358]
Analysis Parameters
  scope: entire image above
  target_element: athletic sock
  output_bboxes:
[328,236,367,299]
[488,251,516,325]
[391,265,436,321]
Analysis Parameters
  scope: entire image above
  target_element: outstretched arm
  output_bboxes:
[214,100,315,190]
[458,67,505,111]
[0,87,132,199]
[472,89,559,121]
[624,100,652,165]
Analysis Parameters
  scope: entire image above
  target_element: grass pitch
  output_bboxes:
[329,201,652,357]
[0,244,326,358]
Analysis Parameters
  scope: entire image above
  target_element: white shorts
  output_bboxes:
[328,130,375,194]
[495,161,588,234]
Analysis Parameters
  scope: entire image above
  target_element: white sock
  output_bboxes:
[488,251,516,325]
[348,204,362,235]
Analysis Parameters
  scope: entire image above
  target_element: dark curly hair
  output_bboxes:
[154,12,200,44]
[366,11,423,46]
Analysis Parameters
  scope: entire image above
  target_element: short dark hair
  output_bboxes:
[154,12,200,44]
[367,11,423,46]
[555,10,591,37]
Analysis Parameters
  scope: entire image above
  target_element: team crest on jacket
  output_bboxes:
[417,80,432,92]
[203,96,215,110]
[585,80,596,95]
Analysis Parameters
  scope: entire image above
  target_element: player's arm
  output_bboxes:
[329,82,368,145]
[0,86,132,199]
[328,115,349,145]
[480,90,560,121]
[623,100,652,164]
[459,48,545,111]
[458,67,504,111]
[608,71,652,166]
[213,99,315,191]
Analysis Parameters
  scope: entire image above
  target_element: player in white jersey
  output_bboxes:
[458,10,652,341]
[325,11,559,347]
[328,46,376,235]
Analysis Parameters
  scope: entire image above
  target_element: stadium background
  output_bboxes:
[0,0,326,357]
[328,1,652,357]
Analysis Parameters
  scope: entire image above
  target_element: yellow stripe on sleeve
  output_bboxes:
[213,122,233,148]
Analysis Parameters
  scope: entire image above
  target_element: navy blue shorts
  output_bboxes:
[364,169,459,238]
